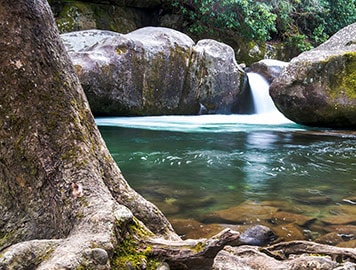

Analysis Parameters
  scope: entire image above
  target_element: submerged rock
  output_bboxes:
[169,219,226,239]
[62,27,245,115]
[270,211,316,226]
[203,201,279,224]
[270,23,356,128]
[239,225,276,246]
[316,231,355,246]
[321,204,356,225]
[272,223,306,242]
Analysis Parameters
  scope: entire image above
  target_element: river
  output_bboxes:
[96,115,356,242]
[95,73,356,243]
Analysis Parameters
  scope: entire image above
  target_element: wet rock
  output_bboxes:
[270,211,316,226]
[272,223,306,241]
[324,224,356,234]
[249,59,288,83]
[294,195,333,205]
[239,225,276,246]
[260,200,293,209]
[328,205,356,216]
[270,23,356,128]
[204,201,279,225]
[316,232,355,246]
[322,204,356,225]
[153,200,180,216]
[322,216,356,225]
[63,27,194,115]
[174,196,216,210]
[336,239,356,248]
[169,219,225,239]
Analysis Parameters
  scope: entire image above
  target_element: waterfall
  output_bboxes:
[247,72,279,114]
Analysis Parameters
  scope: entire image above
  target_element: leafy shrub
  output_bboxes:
[169,0,277,41]
[165,0,356,53]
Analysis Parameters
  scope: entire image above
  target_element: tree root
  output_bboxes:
[260,240,356,262]
[0,239,61,269]
[149,228,240,270]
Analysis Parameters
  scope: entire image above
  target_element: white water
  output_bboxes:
[96,113,297,133]
[96,72,297,132]
[247,72,279,114]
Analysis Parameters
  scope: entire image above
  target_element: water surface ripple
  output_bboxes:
[97,115,356,242]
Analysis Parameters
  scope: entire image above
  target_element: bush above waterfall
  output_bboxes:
[49,0,356,63]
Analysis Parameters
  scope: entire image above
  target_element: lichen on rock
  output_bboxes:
[270,23,356,128]
[61,27,246,116]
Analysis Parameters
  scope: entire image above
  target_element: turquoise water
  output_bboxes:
[97,116,356,225]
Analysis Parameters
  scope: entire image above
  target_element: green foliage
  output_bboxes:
[168,0,277,41]
[165,0,356,53]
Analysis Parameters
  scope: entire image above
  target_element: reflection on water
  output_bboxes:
[97,117,356,242]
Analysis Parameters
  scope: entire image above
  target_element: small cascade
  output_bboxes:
[247,72,279,114]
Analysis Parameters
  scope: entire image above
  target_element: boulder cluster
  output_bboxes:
[62,23,356,128]
[62,27,245,116]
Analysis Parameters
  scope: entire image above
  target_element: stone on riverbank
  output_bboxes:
[61,27,245,116]
[270,23,356,128]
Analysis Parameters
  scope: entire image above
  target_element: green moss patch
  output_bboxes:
[328,52,356,100]
[111,218,159,269]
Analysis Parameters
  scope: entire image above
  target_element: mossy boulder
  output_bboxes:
[49,0,159,34]
[183,39,244,114]
[61,27,245,116]
[270,23,356,128]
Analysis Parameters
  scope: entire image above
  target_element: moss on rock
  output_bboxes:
[112,218,160,269]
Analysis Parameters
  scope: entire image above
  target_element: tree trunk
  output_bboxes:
[0,0,176,267]
[0,1,241,269]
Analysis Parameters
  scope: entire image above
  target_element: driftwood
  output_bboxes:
[261,240,356,262]
[149,228,240,270]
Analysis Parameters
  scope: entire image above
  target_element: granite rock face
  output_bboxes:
[270,23,356,128]
[249,59,288,83]
[62,27,245,115]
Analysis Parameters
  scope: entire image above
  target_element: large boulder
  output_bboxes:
[249,59,288,83]
[184,39,244,114]
[270,23,356,128]
[62,27,245,116]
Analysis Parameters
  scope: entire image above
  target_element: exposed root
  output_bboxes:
[260,240,356,262]
[149,228,240,270]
